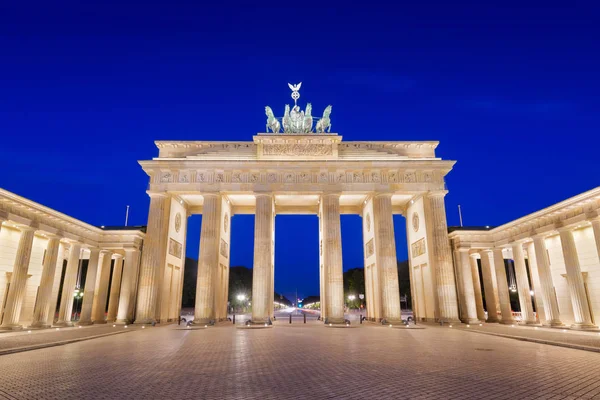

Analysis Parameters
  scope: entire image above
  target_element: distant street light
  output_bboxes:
[348,295,356,301]
[237,294,246,301]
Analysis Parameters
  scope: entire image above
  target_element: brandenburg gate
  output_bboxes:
[134,84,461,326]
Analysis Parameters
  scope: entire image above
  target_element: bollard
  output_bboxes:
[304,313,306,324]
[360,314,362,324]
[289,314,292,324]
[178,316,181,326]
[233,314,235,324]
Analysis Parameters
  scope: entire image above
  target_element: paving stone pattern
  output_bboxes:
[0,325,138,351]
[457,323,600,350]
[1,323,600,399]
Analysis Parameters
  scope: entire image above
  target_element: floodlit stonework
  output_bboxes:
[136,129,458,325]
[449,187,600,329]
[0,189,144,329]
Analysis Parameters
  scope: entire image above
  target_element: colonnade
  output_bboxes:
[134,191,406,325]
[454,218,600,329]
[0,216,141,330]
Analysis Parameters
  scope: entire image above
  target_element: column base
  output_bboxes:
[381,318,404,326]
[499,319,516,325]
[29,321,52,329]
[106,318,116,323]
[461,318,482,325]
[94,320,107,325]
[53,321,74,327]
[519,320,541,326]
[324,317,346,325]
[77,320,94,326]
[486,317,500,323]
[115,319,132,325]
[571,323,598,330]
[438,318,461,325]
[133,318,155,325]
[0,324,23,331]
[192,318,215,326]
[548,320,566,328]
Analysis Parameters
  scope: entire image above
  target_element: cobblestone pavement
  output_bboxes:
[0,324,138,353]
[456,323,600,351]
[2,323,600,399]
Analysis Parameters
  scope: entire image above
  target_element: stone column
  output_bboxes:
[30,236,62,328]
[194,193,221,325]
[511,243,537,325]
[591,218,600,269]
[0,226,35,330]
[373,194,402,324]
[470,254,486,321]
[92,250,113,323]
[116,248,141,324]
[106,255,124,322]
[492,248,515,324]
[134,193,171,324]
[78,248,101,325]
[55,243,82,326]
[424,191,460,323]
[525,242,546,324]
[531,235,563,326]
[558,228,597,329]
[458,249,480,323]
[321,194,345,324]
[251,194,274,324]
[479,250,500,323]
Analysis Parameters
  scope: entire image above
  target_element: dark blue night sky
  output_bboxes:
[1,1,599,301]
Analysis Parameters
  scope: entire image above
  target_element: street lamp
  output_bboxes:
[236,294,246,313]
[73,288,84,321]
[348,295,356,301]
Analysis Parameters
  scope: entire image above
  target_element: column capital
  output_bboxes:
[253,192,273,199]
[146,191,170,199]
[457,246,471,253]
[202,192,222,199]
[113,253,124,259]
[556,225,575,234]
[99,249,113,256]
[426,190,448,198]
[589,216,600,224]
[123,247,141,254]
[531,232,550,240]
[479,248,493,255]
[373,192,393,199]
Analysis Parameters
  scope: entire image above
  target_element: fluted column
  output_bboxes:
[0,227,35,330]
[55,243,82,326]
[194,193,221,324]
[251,194,274,324]
[479,250,500,323]
[78,248,101,325]
[558,228,597,329]
[424,191,460,323]
[106,255,124,322]
[512,243,537,325]
[525,242,546,324]
[532,235,563,326]
[373,194,402,323]
[492,248,515,324]
[134,193,171,324]
[470,255,486,321]
[30,236,62,328]
[92,250,113,323]
[591,218,600,268]
[321,194,345,324]
[458,249,480,323]
[116,248,141,324]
